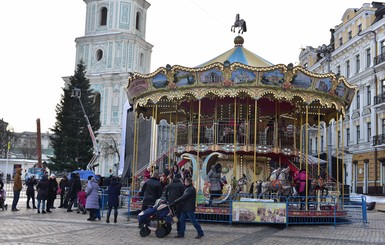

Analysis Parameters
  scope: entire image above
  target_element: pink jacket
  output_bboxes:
[77,190,87,207]
[294,170,307,193]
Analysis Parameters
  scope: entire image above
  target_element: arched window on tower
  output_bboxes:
[140,53,144,67]
[94,92,101,116]
[136,11,141,31]
[100,7,108,26]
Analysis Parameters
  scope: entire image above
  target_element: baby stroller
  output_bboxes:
[137,199,177,238]
[0,189,8,210]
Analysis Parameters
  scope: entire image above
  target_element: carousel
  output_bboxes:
[126,30,357,224]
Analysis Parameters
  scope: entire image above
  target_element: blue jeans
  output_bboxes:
[12,190,20,209]
[178,211,204,237]
[37,199,46,211]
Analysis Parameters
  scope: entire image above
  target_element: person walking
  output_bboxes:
[11,168,23,211]
[46,174,58,213]
[26,175,37,209]
[36,175,49,214]
[173,177,204,239]
[165,173,184,234]
[106,177,122,223]
[85,176,100,221]
[58,175,69,208]
[139,172,162,211]
[67,173,81,212]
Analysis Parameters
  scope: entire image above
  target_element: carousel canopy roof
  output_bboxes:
[197,36,273,67]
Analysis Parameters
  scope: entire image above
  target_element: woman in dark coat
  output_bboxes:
[26,175,37,209]
[36,175,49,214]
[46,174,58,212]
[67,173,81,212]
[106,177,122,223]
[58,175,69,208]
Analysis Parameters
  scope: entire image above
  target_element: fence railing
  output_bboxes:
[127,192,367,227]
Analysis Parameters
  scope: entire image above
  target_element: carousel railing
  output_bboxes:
[176,118,300,153]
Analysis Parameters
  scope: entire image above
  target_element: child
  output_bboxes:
[77,188,87,214]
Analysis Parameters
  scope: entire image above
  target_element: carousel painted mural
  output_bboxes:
[126,23,357,225]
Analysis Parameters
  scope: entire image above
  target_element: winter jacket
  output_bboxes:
[107,178,122,207]
[25,177,37,196]
[13,168,22,191]
[36,176,49,200]
[47,178,58,199]
[78,190,87,207]
[294,170,307,194]
[85,177,99,209]
[68,173,81,199]
[165,178,185,203]
[174,184,196,212]
[139,177,162,210]
[208,166,221,191]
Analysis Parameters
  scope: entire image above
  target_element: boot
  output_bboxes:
[114,214,117,223]
[106,213,110,223]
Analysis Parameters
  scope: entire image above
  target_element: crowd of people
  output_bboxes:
[3,168,122,224]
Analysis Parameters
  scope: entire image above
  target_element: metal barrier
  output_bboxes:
[3,181,27,198]
[128,191,367,227]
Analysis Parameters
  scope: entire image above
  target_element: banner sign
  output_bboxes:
[232,201,286,223]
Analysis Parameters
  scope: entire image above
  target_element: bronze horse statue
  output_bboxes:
[231,14,247,34]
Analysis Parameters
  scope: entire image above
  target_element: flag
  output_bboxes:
[7,141,10,151]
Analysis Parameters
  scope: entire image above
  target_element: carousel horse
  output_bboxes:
[311,176,329,200]
[259,167,289,199]
[231,14,247,34]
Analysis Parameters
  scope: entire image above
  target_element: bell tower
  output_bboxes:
[71,0,152,176]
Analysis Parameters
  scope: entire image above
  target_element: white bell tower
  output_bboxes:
[73,0,152,176]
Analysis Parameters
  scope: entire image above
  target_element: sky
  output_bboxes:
[0,0,367,133]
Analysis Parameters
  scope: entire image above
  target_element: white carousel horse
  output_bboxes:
[258,166,291,199]
[231,14,247,34]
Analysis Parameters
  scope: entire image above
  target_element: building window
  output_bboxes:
[382,119,385,134]
[366,48,371,68]
[348,31,352,40]
[339,37,343,46]
[136,12,141,31]
[356,90,360,109]
[309,138,313,154]
[367,85,371,105]
[346,128,350,147]
[358,24,362,33]
[367,122,371,142]
[315,137,318,154]
[336,65,341,76]
[381,40,385,54]
[338,130,341,145]
[139,53,144,67]
[355,54,360,74]
[100,7,107,26]
[96,49,103,61]
[346,60,350,77]
[321,135,324,151]
[356,125,360,144]
[382,80,385,95]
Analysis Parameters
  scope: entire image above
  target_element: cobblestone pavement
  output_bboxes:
[0,198,384,245]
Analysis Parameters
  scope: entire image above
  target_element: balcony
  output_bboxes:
[373,133,385,146]
[374,93,385,105]
[374,53,385,66]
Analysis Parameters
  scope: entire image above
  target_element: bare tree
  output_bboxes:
[19,138,37,159]
[100,134,120,175]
